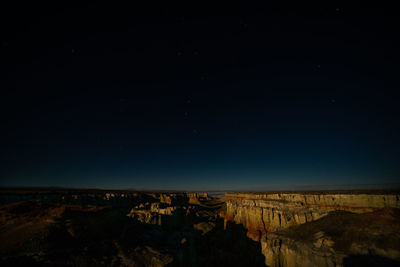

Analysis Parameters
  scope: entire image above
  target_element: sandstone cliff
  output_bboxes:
[221,191,400,267]
[262,232,343,267]
[261,208,400,267]
[223,192,400,241]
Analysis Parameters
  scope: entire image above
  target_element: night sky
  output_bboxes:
[1,3,399,190]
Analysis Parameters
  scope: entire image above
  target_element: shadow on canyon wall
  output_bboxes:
[343,255,400,267]
[176,219,265,266]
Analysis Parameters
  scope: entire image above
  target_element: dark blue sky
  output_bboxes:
[1,3,399,190]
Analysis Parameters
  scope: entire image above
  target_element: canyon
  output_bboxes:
[0,188,399,266]
[222,191,400,267]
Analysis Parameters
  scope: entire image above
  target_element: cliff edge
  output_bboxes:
[221,191,400,267]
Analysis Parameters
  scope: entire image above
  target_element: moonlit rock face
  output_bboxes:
[262,235,343,267]
[223,193,400,239]
[222,192,400,266]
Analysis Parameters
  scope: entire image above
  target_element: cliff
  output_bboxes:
[261,208,400,267]
[221,191,400,267]
[223,192,400,241]
[262,232,343,267]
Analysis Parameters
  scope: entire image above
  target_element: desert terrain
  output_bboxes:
[0,188,399,266]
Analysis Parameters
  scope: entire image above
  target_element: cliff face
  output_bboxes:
[262,232,343,267]
[223,192,400,241]
[222,192,400,267]
[261,209,400,267]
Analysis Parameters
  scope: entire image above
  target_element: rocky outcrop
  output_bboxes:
[261,209,400,267]
[221,192,400,266]
[222,192,400,241]
[127,201,190,226]
[187,192,209,204]
[127,192,208,227]
[262,232,343,267]
[193,222,216,235]
[142,192,209,206]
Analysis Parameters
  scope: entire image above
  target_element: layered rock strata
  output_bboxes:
[221,192,400,267]
[222,192,400,241]
[262,232,343,267]
[261,209,400,267]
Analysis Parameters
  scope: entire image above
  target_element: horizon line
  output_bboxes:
[1,182,399,192]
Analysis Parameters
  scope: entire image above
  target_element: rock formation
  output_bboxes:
[221,191,400,266]
[126,192,208,227]
[1,188,399,266]
[223,192,400,240]
[262,232,343,267]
